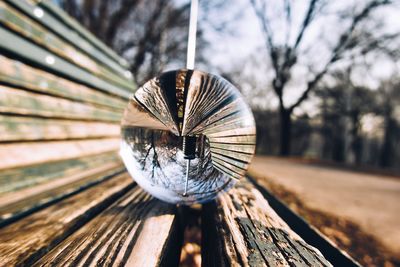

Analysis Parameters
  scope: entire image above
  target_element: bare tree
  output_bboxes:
[61,0,208,85]
[376,78,400,167]
[250,0,397,155]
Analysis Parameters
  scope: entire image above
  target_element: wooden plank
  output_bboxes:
[0,163,125,225]
[249,176,362,267]
[0,115,119,142]
[202,178,332,267]
[121,100,170,131]
[211,152,248,170]
[212,161,242,180]
[211,156,246,175]
[206,127,256,138]
[0,1,134,91]
[199,116,255,136]
[209,142,255,154]
[0,151,120,195]
[134,80,181,135]
[210,147,253,179]
[0,173,134,266]
[210,147,254,163]
[0,27,131,99]
[0,55,126,110]
[0,85,122,122]
[33,188,182,267]
[35,0,129,68]
[207,135,256,145]
[5,0,131,78]
[0,138,119,170]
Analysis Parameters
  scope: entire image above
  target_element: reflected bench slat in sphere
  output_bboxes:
[120,69,256,205]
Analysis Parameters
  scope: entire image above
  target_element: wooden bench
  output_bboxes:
[0,1,348,266]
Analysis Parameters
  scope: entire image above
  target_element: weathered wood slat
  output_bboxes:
[0,115,119,142]
[206,127,256,138]
[0,1,134,91]
[210,142,255,154]
[212,161,242,180]
[211,152,248,170]
[206,135,256,145]
[121,100,170,131]
[134,79,181,135]
[4,0,130,78]
[33,188,181,267]
[0,173,134,266]
[0,55,126,110]
[0,27,131,99]
[0,138,119,170]
[0,85,122,122]
[0,151,120,195]
[182,72,234,136]
[199,116,255,136]
[202,178,332,267]
[0,163,125,225]
[189,100,243,134]
[34,0,129,69]
[210,147,254,163]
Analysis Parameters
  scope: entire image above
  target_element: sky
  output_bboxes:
[53,0,399,117]
[198,0,400,115]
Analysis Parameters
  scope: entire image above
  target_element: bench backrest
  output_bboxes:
[0,0,134,224]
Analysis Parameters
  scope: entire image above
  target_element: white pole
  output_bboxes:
[186,0,198,70]
[183,0,198,197]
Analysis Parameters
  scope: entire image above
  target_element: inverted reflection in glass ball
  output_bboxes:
[120,69,256,205]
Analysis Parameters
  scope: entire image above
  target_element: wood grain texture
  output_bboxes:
[4,0,131,77]
[0,138,119,170]
[0,27,131,99]
[0,55,126,109]
[0,163,125,225]
[121,99,169,131]
[0,115,119,142]
[202,178,332,267]
[32,0,129,70]
[134,78,180,135]
[0,173,134,266]
[0,151,120,194]
[0,1,133,91]
[0,85,122,122]
[33,188,182,267]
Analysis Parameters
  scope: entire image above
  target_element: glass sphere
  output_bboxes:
[120,69,256,205]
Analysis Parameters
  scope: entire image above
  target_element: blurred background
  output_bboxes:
[54,0,400,266]
[55,0,400,168]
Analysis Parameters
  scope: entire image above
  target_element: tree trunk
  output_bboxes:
[350,112,362,165]
[379,111,394,168]
[279,108,292,156]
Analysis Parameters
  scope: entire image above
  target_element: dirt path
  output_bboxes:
[249,156,400,257]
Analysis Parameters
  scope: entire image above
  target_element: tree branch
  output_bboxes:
[104,0,141,46]
[289,0,391,111]
[293,0,319,49]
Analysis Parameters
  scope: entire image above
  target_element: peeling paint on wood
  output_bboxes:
[202,178,333,267]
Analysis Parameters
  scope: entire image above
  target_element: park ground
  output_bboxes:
[249,156,400,267]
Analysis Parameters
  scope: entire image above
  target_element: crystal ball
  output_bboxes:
[120,69,256,205]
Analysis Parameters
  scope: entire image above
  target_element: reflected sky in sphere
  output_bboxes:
[120,128,234,204]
